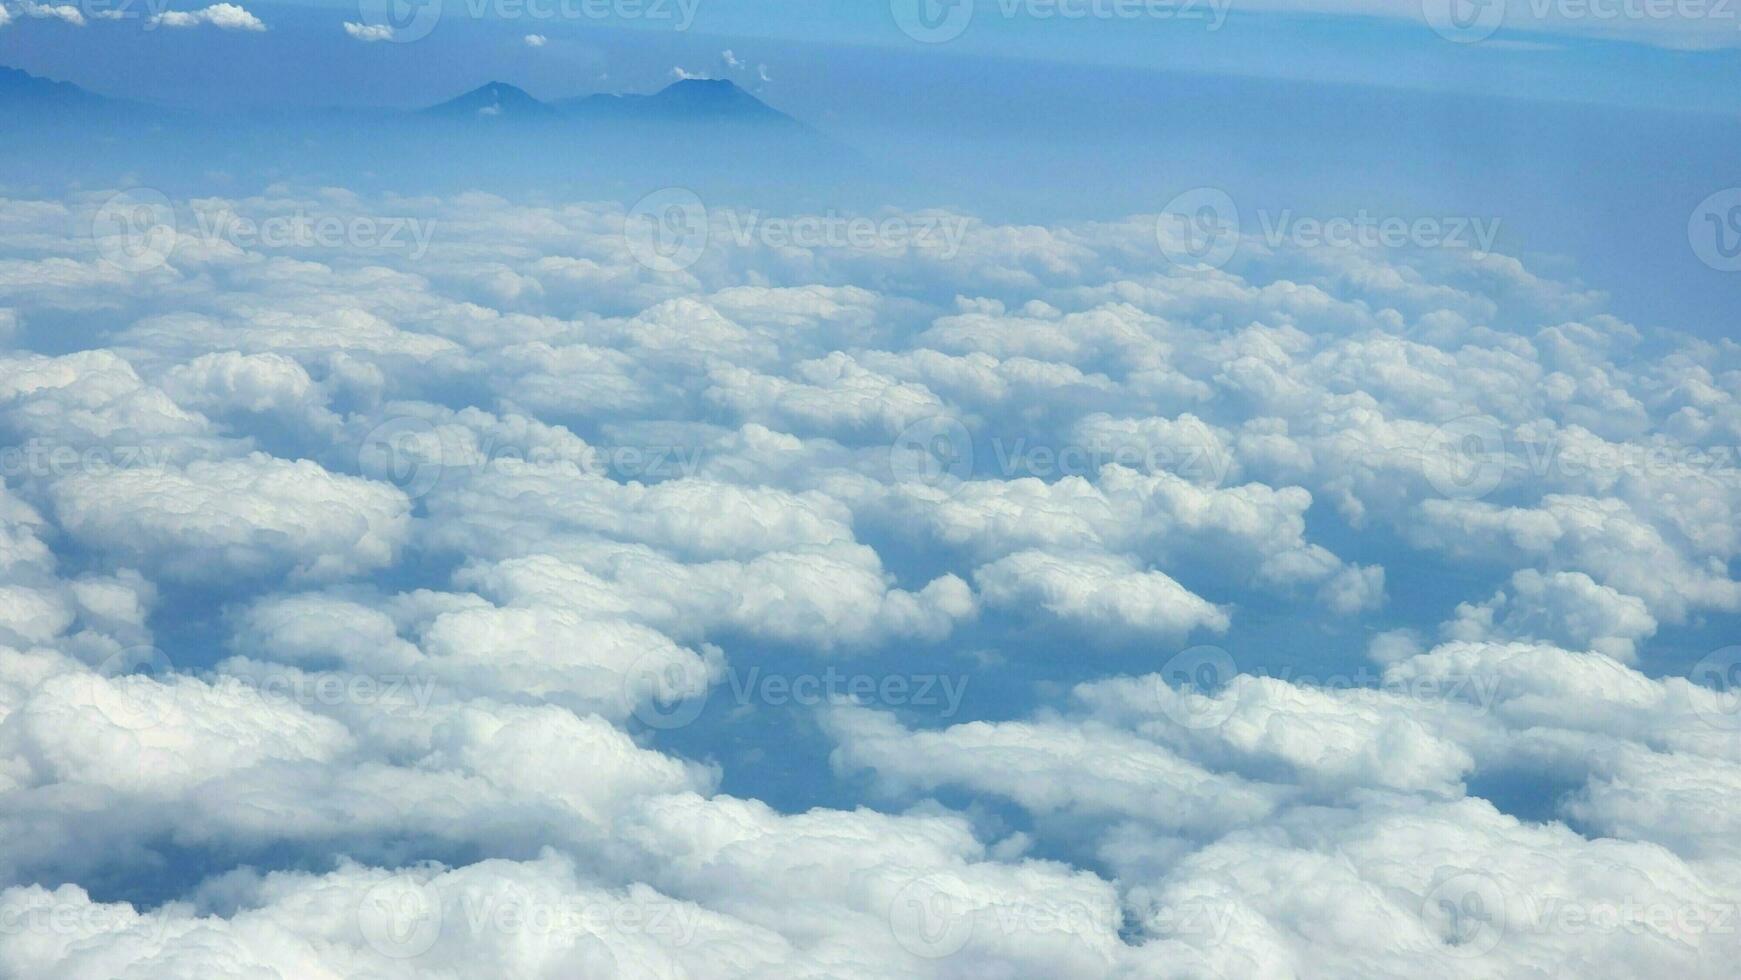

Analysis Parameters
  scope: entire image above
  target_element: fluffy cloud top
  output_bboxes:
[150,3,264,30]
[342,20,393,41]
[974,549,1229,640]
[0,187,1736,978]
[50,454,411,581]
[14,2,85,26]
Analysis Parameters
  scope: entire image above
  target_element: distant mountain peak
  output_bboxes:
[553,78,798,129]
[0,65,104,107]
[424,81,553,119]
[654,77,760,106]
[663,77,734,91]
[473,81,529,98]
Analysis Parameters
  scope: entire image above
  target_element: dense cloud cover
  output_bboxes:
[0,188,1737,977]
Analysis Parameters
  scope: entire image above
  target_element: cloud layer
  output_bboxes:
[0,186,1736,977]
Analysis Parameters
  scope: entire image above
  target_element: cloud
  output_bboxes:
[826,704,1279,832]
[0,856,723,977]
[341,20,393,41]
[50,453,411,582]
[1120,795,1731,977]
[1445,568,1657,661]
[707,352,949,438]
[523,33,546,47]
[455,546,975,650]
[149,3,265,30]
[14,1,84,24]
[1414,494,1741,621]
[974,550,1229,641]
[1,186,1740,978]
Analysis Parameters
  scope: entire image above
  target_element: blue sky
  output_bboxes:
[6,0,1738,339]
[4,0,1740,112]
